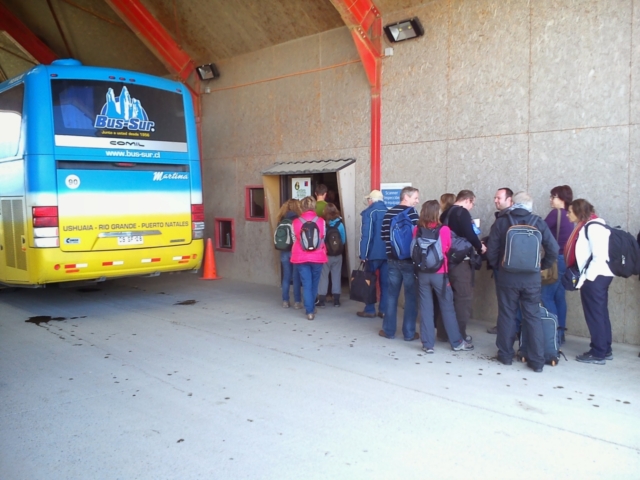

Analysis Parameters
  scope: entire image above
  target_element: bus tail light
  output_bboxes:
[33,216,58,227]
[33,206,59,227]
[192,204,205,239]
[32,206,59,247]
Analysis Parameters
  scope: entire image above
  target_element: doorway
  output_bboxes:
[262,158,357,295]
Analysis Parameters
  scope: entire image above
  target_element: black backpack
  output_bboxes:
[325,220,344,256]
[442,207,474,265]
[501,213,543,273]
[411,226,444,273]
[297,216,321,251]
[585,222,640,278]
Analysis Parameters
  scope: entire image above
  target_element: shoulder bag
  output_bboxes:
[541,210,561,285]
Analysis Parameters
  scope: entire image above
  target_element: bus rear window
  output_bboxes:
[51,79,187,144]
[0,84,24,158]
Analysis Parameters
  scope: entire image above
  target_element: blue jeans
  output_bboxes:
[363,259,388,315]
[280,251,301,303]
[541,254,567,330]
[382,259,418,340]
[297,262,323,314]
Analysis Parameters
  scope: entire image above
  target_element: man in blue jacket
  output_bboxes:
[356,190,388,318]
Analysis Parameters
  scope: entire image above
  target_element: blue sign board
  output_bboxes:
[380,182,411,209]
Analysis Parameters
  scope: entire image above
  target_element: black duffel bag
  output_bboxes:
[349,262,377,304]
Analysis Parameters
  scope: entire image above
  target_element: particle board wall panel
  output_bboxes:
[446,134,528,232]
[448,0,530,139]
[381,0,449,144]
[529,127,629,229]
[381,141,447,200]
[530,0,632,131]
[319,63,370,152]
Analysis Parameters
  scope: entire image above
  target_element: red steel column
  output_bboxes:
[330,0,382,191]
[0,3,58,65]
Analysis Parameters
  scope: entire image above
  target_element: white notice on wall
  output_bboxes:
[291,177,312,200]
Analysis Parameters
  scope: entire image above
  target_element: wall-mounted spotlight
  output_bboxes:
[196,63,220,80]
[384,17,424,43]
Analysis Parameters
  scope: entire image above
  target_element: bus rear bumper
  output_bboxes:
[23,241,204,285]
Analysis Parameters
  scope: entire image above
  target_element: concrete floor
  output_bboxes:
[1,274,639,479]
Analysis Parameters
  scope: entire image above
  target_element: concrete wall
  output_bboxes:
[201,27,370,285]
[381,0,640,344]
[202,0,640,345]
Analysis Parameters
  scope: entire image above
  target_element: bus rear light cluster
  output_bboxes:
[32,206,59,248]
[191,204,205,239]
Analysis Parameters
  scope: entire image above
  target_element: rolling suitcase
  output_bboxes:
[518,304,563,366]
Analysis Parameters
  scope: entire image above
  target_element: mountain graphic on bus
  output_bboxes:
[94,86,155,132]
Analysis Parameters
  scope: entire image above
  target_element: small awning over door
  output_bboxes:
[261,158,355,175]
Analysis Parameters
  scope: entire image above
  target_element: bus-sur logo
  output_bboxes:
[94,86,155,132]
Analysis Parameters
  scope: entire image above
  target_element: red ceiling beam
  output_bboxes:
[330,0,383,87]
[0,3,58,65]
[105,0,201,152]
[336,0,380,32]
[330,0,383,191]
[105,0,197,90]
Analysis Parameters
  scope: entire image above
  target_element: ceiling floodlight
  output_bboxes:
[196,63,220,80]
[384,17,424,43]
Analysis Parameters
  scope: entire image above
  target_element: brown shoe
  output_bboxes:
[378,329,392,339]
[404,332,420,341]
[307,314,315,320]
[357,311,376,318]
[293,302,303,310]
[377,312,385,318]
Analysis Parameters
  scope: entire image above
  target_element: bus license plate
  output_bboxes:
[118,236,143,245]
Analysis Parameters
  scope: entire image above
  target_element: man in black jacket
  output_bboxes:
[440,190,486,342]
[487,191,559,372]
[486,187,514,334]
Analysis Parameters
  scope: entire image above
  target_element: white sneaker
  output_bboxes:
[453,341,474,351]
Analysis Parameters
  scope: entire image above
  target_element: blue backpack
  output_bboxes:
[501,213,542,273]
[390,208,415,260]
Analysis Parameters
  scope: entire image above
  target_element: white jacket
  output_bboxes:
[575,218,613,289]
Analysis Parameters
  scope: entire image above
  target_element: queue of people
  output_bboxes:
[275,184,631,372]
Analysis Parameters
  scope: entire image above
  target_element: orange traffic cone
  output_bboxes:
[200,238,220,280]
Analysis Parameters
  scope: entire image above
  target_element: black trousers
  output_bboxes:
[496,284,544,367]
[580,275,613,358]
[448,260,473,338]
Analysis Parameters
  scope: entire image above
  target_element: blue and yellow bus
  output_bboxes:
[0,59,204,286]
